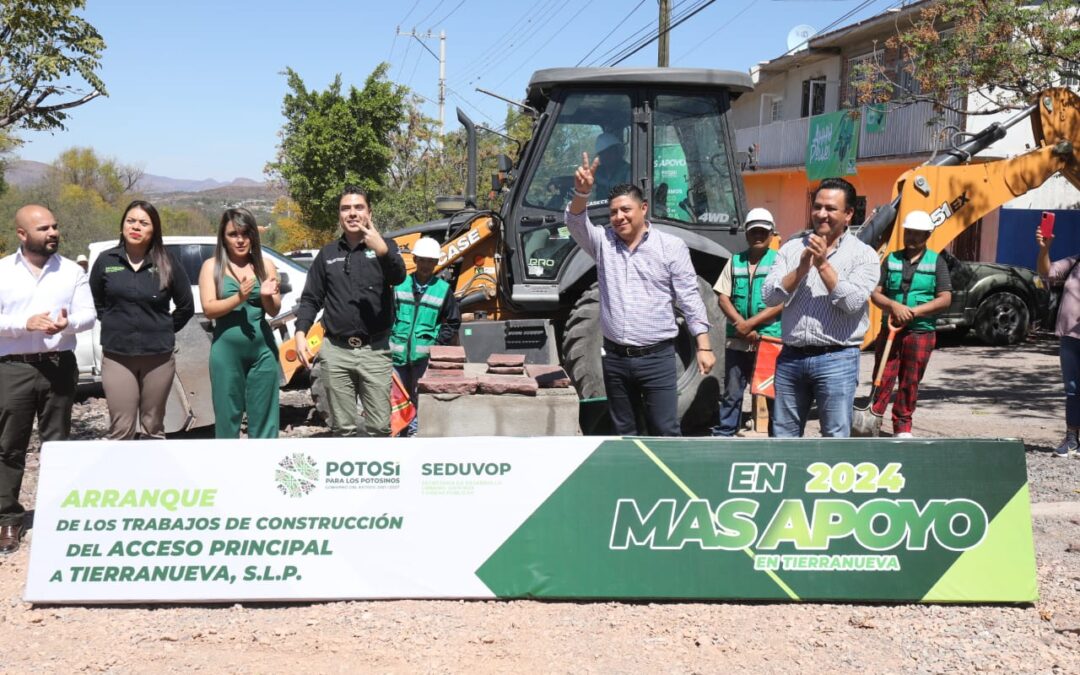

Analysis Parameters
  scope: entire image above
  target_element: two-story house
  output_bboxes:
[732,0,1078,264]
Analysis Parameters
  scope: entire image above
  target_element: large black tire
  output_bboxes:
[974,291,1029,346]
[562,278,725,435]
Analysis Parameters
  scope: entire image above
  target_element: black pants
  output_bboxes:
[602,343,680,436]
[0,352,77,525]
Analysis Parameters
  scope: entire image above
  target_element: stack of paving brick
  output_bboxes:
[418,345,476,394]
[479,354,537,396]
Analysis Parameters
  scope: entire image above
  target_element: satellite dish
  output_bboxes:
[786,25,816,53]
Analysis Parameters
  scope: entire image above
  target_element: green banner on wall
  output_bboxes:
[806,110,860,179]
[866,104,887,133]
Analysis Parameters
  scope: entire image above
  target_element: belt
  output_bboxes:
[0,350,72,364]
[326,331,389,349]
[783,344,853,357]
[603,338,674,357]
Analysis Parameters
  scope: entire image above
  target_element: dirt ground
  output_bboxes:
[1,333,1078,673]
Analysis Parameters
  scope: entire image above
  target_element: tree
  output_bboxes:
[854,0,1080,114]
[271,195,331,251]
[48,147,142,205]
[265,64,408,231]
[0,0,106,132]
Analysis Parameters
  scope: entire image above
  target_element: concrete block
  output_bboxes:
[429,345,467,362]
[428,360,465,370]
[418,375,477,395]
[487,366,526,375]
[418,388,580,436]
[487,353,526,368]
[526,364,573,388]
[477,374,538,396]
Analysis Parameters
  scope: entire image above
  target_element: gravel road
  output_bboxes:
[0,334,1077,673]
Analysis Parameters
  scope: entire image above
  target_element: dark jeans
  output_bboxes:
[1061,335,1080,428]
[602,343,680,436]
[393,359,429,437]
[0,352,77,525]
[713,348,773,437]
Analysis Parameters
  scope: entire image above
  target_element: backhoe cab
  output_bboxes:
[387,68,755,433]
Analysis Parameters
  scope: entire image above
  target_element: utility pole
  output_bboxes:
[396,28,447,135]
[658,0,670,67]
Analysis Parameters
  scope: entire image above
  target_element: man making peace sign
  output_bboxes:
[565,154,714,436]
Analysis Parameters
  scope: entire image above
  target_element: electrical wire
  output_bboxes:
[606,0,718,66]
[584,0,704,68]
[429,0,466,30]
[413,0,447,29]
[575,0,649,67]
[675,0,760,64]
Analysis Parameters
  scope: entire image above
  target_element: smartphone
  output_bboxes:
[1039,211,1055,239]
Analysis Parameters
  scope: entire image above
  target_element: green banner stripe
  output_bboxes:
[921,483,1039,603]
[633,439,801,601]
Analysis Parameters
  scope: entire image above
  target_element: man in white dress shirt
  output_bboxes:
[0,205,96,554]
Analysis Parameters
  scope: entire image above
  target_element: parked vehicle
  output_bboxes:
[75,237,309,432]
[935,250,1049,345]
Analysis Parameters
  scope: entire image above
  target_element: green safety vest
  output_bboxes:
[389,276,451,365]
[727,248,782,339]
[884,249,939,332]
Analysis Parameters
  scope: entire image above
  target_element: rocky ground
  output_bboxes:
[0,333,1077,673]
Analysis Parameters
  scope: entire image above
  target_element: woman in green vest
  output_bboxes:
[389,237,461,437]
[712,208,784,436]
[868,210,952,437]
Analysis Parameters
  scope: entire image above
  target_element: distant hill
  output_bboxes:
[3,159,269,194]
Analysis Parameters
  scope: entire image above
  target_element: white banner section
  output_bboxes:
[25,438,594,603]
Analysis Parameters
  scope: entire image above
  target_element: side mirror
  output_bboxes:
[278,272,293,296]
[496,154,513,172]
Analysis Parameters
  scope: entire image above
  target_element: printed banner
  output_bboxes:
[806,110,860,179]
[653,144,689,219]
[25,438,1036,604]
[866,104,887,133]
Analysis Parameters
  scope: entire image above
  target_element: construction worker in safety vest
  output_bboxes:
[389,237,461,437]
[868,210,952,438]
[712,208,783,436]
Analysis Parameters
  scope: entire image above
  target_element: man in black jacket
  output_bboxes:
[294,187,407,437]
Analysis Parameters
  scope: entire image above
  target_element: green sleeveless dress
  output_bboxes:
[208,275,279,438]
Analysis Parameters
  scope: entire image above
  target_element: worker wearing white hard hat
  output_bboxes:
[75,254,89,271]
[591,131,631,201]
[866,210,953,437]
[388,237,461,436]
[712,206,783,436]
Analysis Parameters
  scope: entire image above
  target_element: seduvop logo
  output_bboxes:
[275,453,320,498]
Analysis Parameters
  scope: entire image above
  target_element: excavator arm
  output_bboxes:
[859,87,1080,345]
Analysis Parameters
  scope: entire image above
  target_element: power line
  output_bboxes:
[607,0,718,66]
[453,0,563,85]
[395,39,414,81]
[675,0,760,64]
[575,0,649,67]
[430,0,466,30]
[583,0,700,68]
[413,0,447,30]
[492,0,590,90]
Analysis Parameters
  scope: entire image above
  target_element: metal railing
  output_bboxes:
[736,100,964,170]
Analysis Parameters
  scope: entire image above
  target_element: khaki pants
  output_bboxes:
[102,352,175,440]
[320,338,392,437]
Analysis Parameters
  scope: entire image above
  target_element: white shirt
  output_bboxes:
[0,248,96,356]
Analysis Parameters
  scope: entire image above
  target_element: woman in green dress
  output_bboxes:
[198,208,281,438]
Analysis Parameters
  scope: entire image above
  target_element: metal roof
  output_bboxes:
[526,68,754,101]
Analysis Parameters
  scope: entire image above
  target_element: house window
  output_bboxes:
[770,97,784,122]
[896,59,922,98]
[847,51,882,106]
[801,77,826,117]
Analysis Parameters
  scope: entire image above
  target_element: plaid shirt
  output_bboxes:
[565,208,710,347]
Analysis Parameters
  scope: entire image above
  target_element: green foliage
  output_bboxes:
[0,146,212,257]
[265,64,408,231]
[854,0,1080,112]
[0,0,106,132]
[378,103,534,232]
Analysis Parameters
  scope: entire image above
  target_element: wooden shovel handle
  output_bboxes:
[872,322,902,388]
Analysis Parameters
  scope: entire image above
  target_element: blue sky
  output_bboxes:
[15,0,897,181]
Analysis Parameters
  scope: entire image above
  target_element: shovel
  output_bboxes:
[851,321,901,437]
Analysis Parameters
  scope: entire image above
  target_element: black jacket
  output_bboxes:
[89,246,195,355]
[295,236,407,339]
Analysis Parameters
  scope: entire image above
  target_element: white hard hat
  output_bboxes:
[744,207,775,231]
[75,254,88,263]
[412,237,442,260]
[595,132,623,154]
[902,210,935,232]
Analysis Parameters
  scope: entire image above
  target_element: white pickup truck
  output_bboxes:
[75,236,310,432]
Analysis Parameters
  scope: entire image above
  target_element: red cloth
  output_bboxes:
[751,338,783,399]
[390,370,416,437]
[871,329,936,433]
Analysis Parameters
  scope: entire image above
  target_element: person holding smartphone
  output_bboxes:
[1036,213,1080,458]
